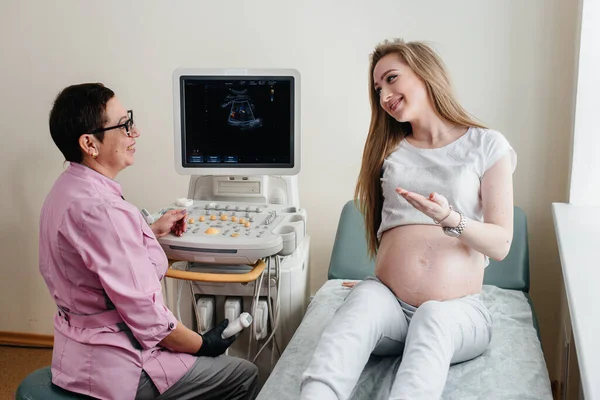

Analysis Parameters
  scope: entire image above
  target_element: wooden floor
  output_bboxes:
[0,345,52,399]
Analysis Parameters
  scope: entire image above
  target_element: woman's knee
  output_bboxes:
[346,279,396,307]
[336,280,404,338]
[410,300,449,331]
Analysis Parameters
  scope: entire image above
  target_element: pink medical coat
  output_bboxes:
[39,162,197,400]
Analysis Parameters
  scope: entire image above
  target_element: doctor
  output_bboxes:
[39,83,258,400]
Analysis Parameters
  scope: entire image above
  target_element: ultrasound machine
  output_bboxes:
[154,68,310,383]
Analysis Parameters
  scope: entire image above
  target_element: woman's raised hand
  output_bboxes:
[396,187,451,223]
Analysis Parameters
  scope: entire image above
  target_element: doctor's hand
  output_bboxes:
[151,209,188,238]
[396,187,452,224]
[196,319,236,357]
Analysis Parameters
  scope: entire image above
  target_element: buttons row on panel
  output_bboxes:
[188,216,254,226]
[200,211,257,220]
[199,203,267,213]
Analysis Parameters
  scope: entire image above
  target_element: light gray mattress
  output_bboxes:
[258,280,552,400]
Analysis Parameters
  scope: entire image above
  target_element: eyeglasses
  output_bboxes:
[90,110,136,137]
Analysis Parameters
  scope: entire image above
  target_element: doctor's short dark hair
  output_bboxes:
[49,83,115,163]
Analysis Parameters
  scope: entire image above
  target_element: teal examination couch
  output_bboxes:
[257,201,553,399]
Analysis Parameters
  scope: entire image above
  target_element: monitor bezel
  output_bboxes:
[173,68,301,176]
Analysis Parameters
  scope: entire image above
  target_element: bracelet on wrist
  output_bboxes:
[433,205,453,225]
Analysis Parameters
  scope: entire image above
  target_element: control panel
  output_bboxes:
[157,200,306,265]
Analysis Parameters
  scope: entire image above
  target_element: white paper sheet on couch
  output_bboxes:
[257,280,552,400]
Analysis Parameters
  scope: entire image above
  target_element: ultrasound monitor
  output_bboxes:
[173,69,301,176]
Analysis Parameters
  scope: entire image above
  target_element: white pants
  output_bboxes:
[301,277,492,400]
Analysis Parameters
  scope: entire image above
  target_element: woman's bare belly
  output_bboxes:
[375,225,485,307]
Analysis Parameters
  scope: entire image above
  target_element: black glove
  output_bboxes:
[195,319,236,357]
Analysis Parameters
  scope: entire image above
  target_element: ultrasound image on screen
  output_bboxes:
[181,77,293,167]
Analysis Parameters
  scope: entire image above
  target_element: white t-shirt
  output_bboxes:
[378,127,517,245]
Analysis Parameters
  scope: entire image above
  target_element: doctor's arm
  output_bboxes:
[151,209,188,238]
[78,204,230,356]
[158,321,202,353]
[160,319,235,357]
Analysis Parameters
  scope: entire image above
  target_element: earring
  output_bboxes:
[92,152,98,159]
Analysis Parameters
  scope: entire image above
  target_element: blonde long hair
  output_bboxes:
[354,39,486,258]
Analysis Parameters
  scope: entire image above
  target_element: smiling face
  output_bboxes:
[93,97,139,177]
[372,53,431,123]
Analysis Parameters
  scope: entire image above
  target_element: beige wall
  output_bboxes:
[0,0,579,385]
